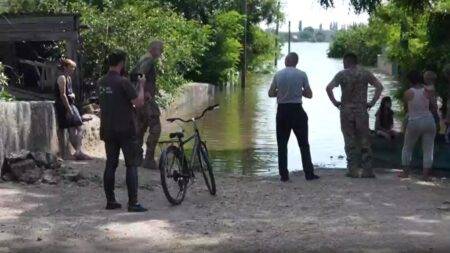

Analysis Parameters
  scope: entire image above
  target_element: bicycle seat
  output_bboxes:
[169,132,184,139]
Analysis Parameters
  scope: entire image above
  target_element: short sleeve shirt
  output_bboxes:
[269,67,310,104]
[98,71,138,140]
[331,67,375,107]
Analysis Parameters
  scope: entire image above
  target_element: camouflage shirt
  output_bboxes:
[138,56,158,98]
[330,67,378,107]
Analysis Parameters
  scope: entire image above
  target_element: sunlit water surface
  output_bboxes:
[161,42,400,176]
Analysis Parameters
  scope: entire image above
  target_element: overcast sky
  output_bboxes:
[269,0,369,31]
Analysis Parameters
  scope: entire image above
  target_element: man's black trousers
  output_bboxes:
[276,103,314,179]
[103,133,143,205]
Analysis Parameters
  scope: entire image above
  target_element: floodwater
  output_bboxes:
[162,42,401,175]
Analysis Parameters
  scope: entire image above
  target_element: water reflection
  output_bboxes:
[162,42,401,175]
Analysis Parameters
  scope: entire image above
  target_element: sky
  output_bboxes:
[271,0,369,31]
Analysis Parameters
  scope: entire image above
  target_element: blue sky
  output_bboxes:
[269,0,369,31]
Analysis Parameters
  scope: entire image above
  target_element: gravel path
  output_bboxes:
[0,158,449,253]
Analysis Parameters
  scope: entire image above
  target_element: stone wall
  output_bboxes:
[0,101,59,170]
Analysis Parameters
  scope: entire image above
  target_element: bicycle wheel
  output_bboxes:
[159,145,188,205]
[198,142,216,195]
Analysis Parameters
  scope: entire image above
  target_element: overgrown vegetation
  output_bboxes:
[0,62,14,101]
[1,0,282,91]
[327,25,383,66]
[327,0,450,107]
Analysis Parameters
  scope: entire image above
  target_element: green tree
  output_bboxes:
[2,0,212,94]
[327,24,383,66]
[192,11,244,84]
[299,26,315,41]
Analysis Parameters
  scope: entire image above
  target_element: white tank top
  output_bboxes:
[407,87,432,120]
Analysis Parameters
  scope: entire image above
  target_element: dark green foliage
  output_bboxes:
[1,0,212,93]
[327,25,382,66]
[191,11,244,84]
[318,0,435,13]
[327,1,450,111]
[159,0,283,25]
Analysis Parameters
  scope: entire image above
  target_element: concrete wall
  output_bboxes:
[162,82,216,116]
[160,83,217,134]
[0,101,59,169]
[0,83,217,164]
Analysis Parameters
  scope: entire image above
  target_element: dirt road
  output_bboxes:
[0,158,449,253]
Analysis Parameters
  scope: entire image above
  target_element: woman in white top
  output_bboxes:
[400,70,437,180]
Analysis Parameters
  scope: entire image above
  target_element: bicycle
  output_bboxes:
[159,104,219,205]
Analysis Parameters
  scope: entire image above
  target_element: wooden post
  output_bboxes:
[288,21,291,53]
[241,0,248,88]
[274,3,279,67]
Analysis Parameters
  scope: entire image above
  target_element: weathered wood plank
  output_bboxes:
[0,32,78,42]
[0,16,76,25]
[0,23,75,32]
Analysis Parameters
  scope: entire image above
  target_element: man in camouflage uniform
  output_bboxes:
[326,53,383,178]
[135,41,164,169]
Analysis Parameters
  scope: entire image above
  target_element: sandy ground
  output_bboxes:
[0,157,450,253]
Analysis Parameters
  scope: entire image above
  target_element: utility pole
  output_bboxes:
[241,0,248,88]
[288,21,291,53]
[274,1,280,67]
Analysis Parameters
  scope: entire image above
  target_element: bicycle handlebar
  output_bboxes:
[167,104,219,123]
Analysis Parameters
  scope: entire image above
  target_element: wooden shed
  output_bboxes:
[0,14,84,102]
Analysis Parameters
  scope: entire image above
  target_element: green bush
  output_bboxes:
[191,11,243,85]
[248,25,278,72]
[71,2,212,93]
[327,25,382,66]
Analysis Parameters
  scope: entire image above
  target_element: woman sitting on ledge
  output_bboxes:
[54,58,92,160]
[375,96,396,140]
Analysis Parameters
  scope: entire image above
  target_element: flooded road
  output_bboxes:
[162,42,401,175]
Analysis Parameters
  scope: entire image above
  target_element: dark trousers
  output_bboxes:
[276,103,314,178]
[103,133,143,205]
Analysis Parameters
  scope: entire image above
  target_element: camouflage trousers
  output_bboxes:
[340,106,373,177]
[136,101,161,169]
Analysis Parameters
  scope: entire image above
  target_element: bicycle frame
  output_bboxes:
[162,104,218,177]
[175,119,203,175]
